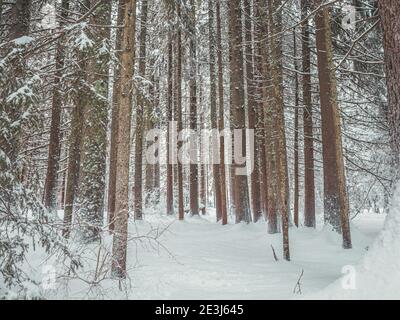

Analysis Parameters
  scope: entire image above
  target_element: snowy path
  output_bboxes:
[121,211,385,300]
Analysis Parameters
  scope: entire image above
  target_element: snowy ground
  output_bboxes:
[0,208,388,299]
[37,209,383,300]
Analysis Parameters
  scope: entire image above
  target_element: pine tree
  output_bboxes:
[134,0,149,220]
[111,0,137,278]
[313,0,351,248]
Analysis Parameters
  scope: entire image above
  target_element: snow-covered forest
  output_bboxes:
[0,0,400,300]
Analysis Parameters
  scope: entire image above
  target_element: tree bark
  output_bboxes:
[301,0,316,228]
[43,0,69,212]
[111,0,137,278]
[313,0,351,248]
[268,0,290,260]
[189,0,199,216]
[216,0,228,225]
[228,0,251,223]
[176,3,184,220]
[107,1,125,231]
[133,0,149,220]
[293,30,299,228]
[378,0,400,176]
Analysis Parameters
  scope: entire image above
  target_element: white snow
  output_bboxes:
[13,208,382,300]
[13,36,34,46]
[308,184,400,300]
[2,204,392,299]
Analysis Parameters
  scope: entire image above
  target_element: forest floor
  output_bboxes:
[1,209,386,299]
[52,209,385,300]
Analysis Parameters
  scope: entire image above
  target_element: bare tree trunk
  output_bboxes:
[63,2,89,237]
[293,30,299,227]
[313,0,351,249]
[175,3,184,221]
[189,0,199,216]
[301,0,316,228]
[166,25,174,216]
[244,0,262,223]
[216,0,228,225]
[268,0,290,260]
[257,0,278,233]
[378,0,400,177]
[43,0,69,212]
[111,0,137,278]
[208,0,223,222]
[107,2,124,231]
[133,0,149,220]
[229,0,251,223]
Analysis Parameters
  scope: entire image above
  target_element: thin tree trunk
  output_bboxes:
[166,26,174,216]
[313,0,351,248]
[43,0,69,212]
[216,0,228,225]
[208,0,223,221]
[111,0,137,278]
[293,30,299,227]
[133,0,149,220]
[188,0,199,216]
[107,1,124,231]
[268,0,290,260]
[301,0,316,228]
[176,3,184,220]
[244,0,262,223]
[229,0,251,224]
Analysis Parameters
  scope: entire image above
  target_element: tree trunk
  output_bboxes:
[76,0,111,241]
[176,3,184,220]
[133,0,149,220]
[268,0,290,260]
[228,0,251,223]
[189,0,199,216]
[43,0,69,212]
[208,0,223,222]
[313,0,351,248]
[301,0,316,228]
[244,0,262,223]
[216,0,228,225]
[378,0,400,176]
[166,25,174,216]
[111,0,137,278]
[107,1,124,231]
[293,30,299,227]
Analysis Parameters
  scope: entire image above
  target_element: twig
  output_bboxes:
[293,269,304,294]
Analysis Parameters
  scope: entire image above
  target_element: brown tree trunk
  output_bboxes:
[208,0,223,222]
[301,0,316,228]
[63,2,89,237]
[107,2,124,231]
[111,0,137,278]
[313,0,351,248]
[216,0,228,225]
[166,26,174,216]
[378,0,400,176]
[244,0,262,223]
[229,0,251,223]
[175,3,184,221]
[43,0,69,212]
[268,0,290,260]
[189,0,199,216]
[133,0,149,220]
[257,0,278,233]
[293,30,299,228]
